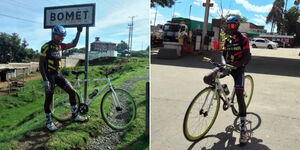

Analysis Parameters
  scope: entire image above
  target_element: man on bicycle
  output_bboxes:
[204,16,251,144]
[39,25,87,132]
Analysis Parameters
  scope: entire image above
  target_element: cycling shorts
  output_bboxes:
[46,71,71,93]
[230,67,245,90]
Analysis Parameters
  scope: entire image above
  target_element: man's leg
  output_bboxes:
[44,82,58,131]
[44,91,54,122]
[231,68,247,144]
[56,74,87,122]
[64,85,78,118]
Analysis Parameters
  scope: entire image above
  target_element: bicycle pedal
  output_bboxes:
[199,109,204,115]
[116,107,122,111]
[223,103,229,110]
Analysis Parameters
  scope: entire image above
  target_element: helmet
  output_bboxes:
[226,16,240,24]
[52,25,66,37]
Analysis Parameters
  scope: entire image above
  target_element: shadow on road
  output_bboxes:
[187,112,268,150]
[151,52,300,78]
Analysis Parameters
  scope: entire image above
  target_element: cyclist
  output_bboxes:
[203,16,251,145]
[39,25,87,132]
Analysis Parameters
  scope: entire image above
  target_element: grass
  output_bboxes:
[0,57,149,150]
[116,80,149,150]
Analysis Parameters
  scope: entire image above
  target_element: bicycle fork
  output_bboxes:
[109,84,122,111]
[199,89,216,117]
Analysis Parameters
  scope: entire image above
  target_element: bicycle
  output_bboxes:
[183,57,254,141]
[51,69,137,130]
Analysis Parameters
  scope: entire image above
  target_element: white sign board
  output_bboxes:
[44,3,95,28]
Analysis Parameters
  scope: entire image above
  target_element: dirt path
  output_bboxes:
[0,74,41,88]
[85,76,148,150]
[0,75,41,96]
[14,75,148,150]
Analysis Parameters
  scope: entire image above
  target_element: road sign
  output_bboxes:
[44,3,95,28]
[202,3,214,7]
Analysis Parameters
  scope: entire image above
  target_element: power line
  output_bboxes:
[0,13,41,24]
[4,0,33,10]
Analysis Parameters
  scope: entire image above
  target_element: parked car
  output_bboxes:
[272,40,285,48]
[251,38,278,49]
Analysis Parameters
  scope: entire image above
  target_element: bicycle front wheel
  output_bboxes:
[183,87,220,141]
[52,90,81,122]
[232,75,254,116]
[101,88,136,130]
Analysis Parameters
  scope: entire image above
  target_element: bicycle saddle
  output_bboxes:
[71,70,86,75]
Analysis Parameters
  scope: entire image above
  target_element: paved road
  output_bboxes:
[151,48,300,150]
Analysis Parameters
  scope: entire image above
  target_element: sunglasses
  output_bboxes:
[227,24,237,29]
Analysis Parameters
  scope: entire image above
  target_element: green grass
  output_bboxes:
[0,57,149,150]
[116,80,149,150]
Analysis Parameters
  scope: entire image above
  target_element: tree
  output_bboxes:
[266,0,285,33]
[284,6,300,35]
[116,40,129,51]
[0,32,38,63]
[151,0,175,8]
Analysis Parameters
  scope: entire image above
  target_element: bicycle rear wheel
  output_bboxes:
[101,88,136,130]
[52,90,81,122]
[232,75,254,116]
[183,87,220,141]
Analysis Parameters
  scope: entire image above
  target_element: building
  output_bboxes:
[90,37,116,57]
[239,23,267,38]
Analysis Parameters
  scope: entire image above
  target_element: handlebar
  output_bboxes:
[202,57,237,70]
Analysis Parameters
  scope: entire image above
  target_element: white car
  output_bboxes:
[250,38,278,49]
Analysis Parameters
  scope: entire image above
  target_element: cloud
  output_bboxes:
[235,0,272,13]
[150,8,168,25]
[174,12,181,17]
[223,9,242,16]
[91,1,148,33]
[252,14,266,25]
[190,16,204,21]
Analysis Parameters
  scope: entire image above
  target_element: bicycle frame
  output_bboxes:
[73,77,122,108]
[212,70,236,107]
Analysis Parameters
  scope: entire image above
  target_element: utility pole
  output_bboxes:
[172,0,181,18]
[154,7,157,26]
[201,0,213,51]
[128,16,135,54]
[128,23,131,53]
[285,0,288,12]
[189,5,192,19]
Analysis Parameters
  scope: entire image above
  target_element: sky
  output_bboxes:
[150,0,298,32]
[0,0,149,51]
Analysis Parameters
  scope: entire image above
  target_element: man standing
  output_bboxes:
[223,16,251,145]
[203,16,251,145]
[39,25,87,132]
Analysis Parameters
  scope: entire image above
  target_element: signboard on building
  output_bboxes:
[44,3,95,28]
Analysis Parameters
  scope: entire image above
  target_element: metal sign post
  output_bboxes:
[44,3,95,102]
[84,26,89,102]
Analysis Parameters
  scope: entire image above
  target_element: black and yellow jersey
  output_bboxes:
[222,32,250,65]
[40,40,72,72]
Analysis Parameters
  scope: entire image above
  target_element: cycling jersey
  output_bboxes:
[222,32,250,90]
[222,32,250,66]
[40,40,72,72]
